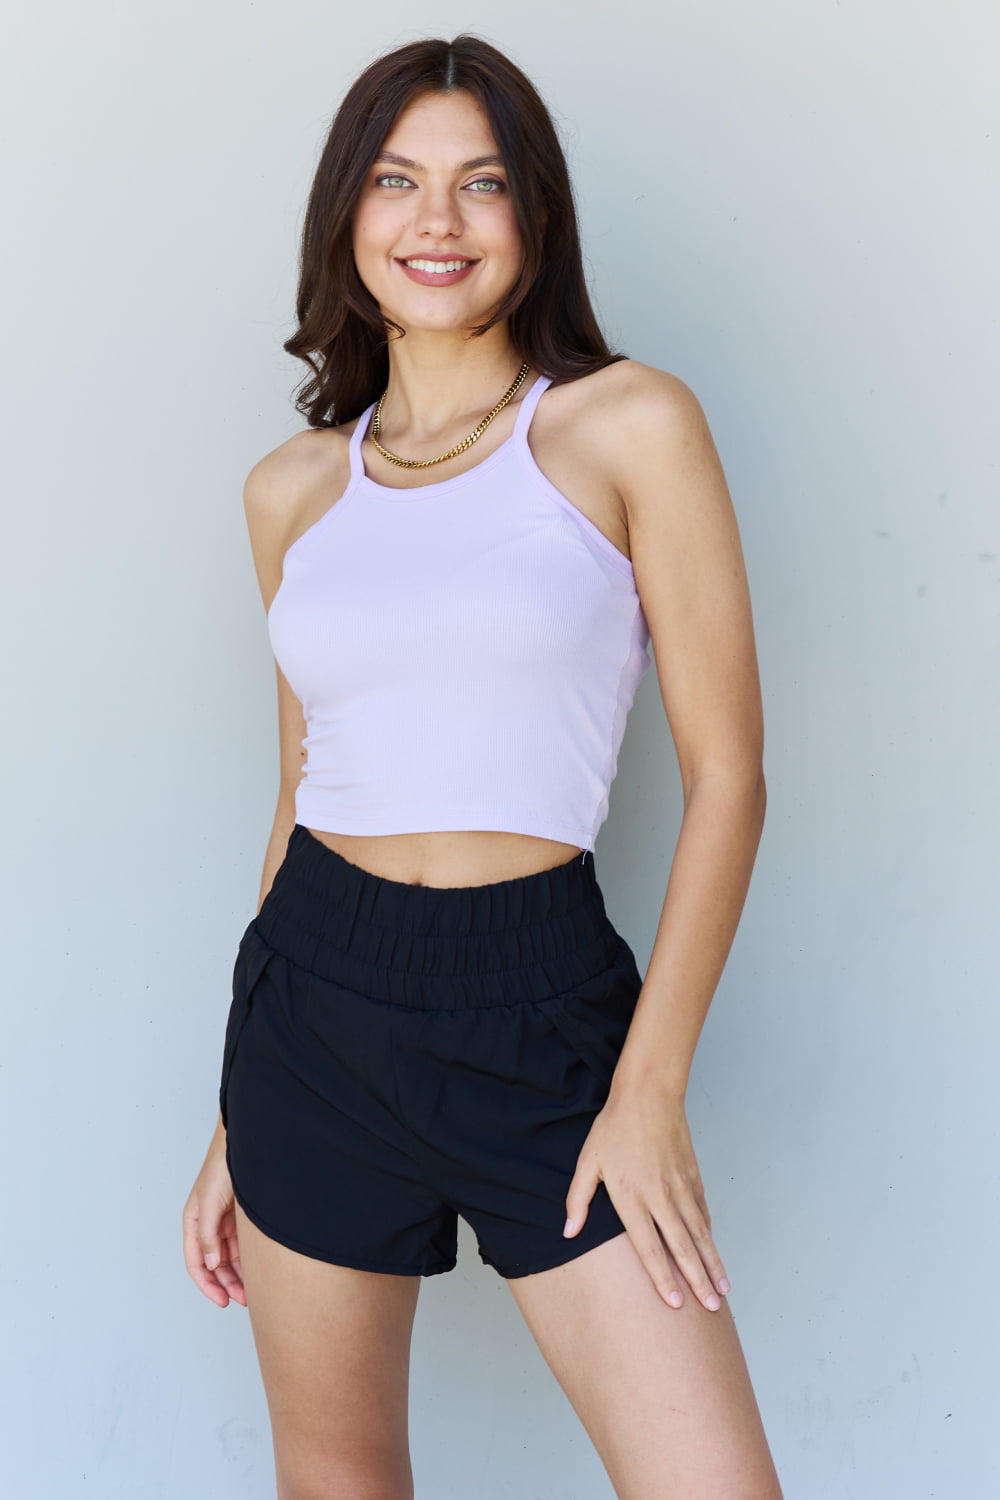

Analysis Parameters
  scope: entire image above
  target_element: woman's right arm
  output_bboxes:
[186,432,345,1302]
[241,422,356,919]
[242,439,321,913]
[209,661,304,1136]
[254,664,308,913]
[212,438,319,1122]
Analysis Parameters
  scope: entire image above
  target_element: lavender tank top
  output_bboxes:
[266,373,653,852]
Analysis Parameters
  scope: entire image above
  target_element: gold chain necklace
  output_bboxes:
[369,362,531,469]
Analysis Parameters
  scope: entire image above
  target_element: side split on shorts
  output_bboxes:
[219,824,644,1279]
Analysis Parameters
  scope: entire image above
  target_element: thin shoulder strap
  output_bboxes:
[347,402,376,484]
[512,373,553,445]
[349,380,547,474]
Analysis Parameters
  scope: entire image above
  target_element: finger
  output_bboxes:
[618,1202,689,1308]
[563,1153,602,1238]
[217,1233,248,1307]
[679,1183,730,1296]
[181,1210,234,1308]
[182,1234,230,1306]
[687,1207,731,1297]
[651,1196,723,1312]
[214,1261,248,1307]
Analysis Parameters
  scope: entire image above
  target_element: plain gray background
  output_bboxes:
[3,2,997,1496]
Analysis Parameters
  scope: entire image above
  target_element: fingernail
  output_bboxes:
[205,1252,219,1270]
[718,1277,731,1295]
[563,1218,576,1237]
[667,1290,683,1308]
[706,1293,721,1311]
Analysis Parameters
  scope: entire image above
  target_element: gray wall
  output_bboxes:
[3,1,996,1495]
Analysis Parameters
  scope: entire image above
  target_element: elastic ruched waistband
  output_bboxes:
[252,824,623,1010]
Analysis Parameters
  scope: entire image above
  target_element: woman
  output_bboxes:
[183,33,782,1500]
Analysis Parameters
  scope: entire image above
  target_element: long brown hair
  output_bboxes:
[283,34,626,426]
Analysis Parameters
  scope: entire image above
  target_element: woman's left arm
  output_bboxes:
[563,365,767,1313]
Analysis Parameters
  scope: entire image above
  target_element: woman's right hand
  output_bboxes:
[182,1124,247,1308]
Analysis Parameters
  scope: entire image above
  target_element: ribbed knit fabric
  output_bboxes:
[266,373,653,852]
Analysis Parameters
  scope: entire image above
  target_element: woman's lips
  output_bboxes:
[395,257,479,287]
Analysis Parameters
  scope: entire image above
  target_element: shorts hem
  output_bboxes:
[228,1167,457,1278]
[481,1223,629,1280]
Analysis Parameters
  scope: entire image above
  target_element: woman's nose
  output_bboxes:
[412,184,464,238]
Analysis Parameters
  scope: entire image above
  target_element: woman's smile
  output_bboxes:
[395,255,480,285]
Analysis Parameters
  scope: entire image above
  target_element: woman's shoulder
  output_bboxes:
[559,358,706,432]
[243,422,355,522]
[240,421,359,605]
[540,359,711,495]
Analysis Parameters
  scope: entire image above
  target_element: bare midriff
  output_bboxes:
[305,826,584,889]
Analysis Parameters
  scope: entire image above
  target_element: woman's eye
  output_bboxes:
[373,173,505,193]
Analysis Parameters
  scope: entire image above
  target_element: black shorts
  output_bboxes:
[219,824,643,1279]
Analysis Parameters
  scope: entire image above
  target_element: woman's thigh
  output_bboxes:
[235,1200,422,1500]
[506,1229,782,1500]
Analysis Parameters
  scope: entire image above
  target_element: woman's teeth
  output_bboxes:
[403,259,473,274]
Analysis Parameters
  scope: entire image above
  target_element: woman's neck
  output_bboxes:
[377,331,528,444]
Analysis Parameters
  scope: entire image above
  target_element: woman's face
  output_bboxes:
[352,89,523,336]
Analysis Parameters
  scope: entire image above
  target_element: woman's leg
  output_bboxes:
[235,1201,421,1500]
[506,1229,782,1500]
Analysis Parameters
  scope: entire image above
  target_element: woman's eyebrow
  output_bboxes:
[374,150,506,172]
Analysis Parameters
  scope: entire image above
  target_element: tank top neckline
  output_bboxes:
[348,372,553,500]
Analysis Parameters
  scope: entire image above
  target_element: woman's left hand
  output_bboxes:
[562,1080,731,1312]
